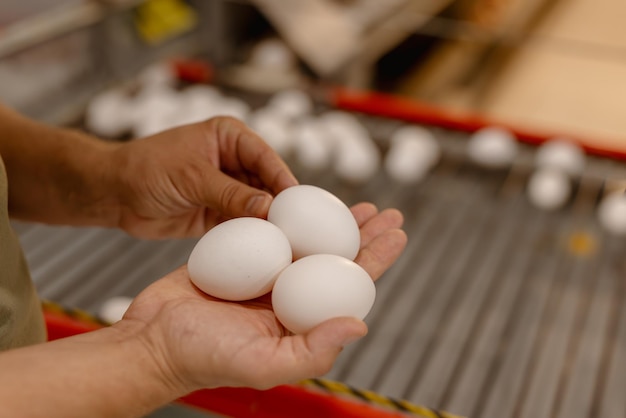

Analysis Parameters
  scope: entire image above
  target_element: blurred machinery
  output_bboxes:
[2,1,626,418]
[0,0,565,124]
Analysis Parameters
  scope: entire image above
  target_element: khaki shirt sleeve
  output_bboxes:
[0,155,47,350]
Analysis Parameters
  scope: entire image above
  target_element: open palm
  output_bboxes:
[123,203,407,392]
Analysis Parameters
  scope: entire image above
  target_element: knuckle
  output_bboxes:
[218,181,240,211]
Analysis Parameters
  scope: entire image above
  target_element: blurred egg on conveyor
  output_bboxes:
[166,85,224,127]
[334,134,380,184]
[188,217,292,301]
[85,89,133,138]
[527,168,572,211]
[248,107,293,156]
[385,125,440,183]
[137,62,178,87]
[129,86,181,126]
[213,97,251,121]
[535,138,586,177]
[268,185,360,260]
[99,296,133,324]
[292,118,334,171]
[320,111,380,183]
[266,89,314,120]
[182,85,223,109]
[321,111,370,140]
[467,126,518,169]
[597,192,626,235]
[272,254,375,334]
[249,38,297,72]
[132,112,177,138]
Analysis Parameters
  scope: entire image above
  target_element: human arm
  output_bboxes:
[0,104,297,236]
[0,203,407,418]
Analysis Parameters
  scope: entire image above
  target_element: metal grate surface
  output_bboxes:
[13,116,626,418]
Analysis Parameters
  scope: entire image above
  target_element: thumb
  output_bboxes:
[306,317,368,352]
[242,317,367,389]
[287,317,367,381]
[203,170,273,219]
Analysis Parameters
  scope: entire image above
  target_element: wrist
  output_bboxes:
[0,114,125,226]
[75,133,125,228]
[110,319,194,400]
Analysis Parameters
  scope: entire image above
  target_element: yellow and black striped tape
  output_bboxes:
[42,300,464,418]
[301,378,464,418]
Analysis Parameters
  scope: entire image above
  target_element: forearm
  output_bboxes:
[0,104,121,226]
[0,321,186,418]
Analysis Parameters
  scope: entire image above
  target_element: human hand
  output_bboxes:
[120,203,407,392]
[110,117,298,239]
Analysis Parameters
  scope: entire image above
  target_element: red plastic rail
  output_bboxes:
[44,309,410,418]
[329,86,626,161]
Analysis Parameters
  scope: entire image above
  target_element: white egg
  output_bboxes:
[272,254,376,334]
[292,118,335,170]
[467,126,518,168]
[138,62,177,87]
[85,89,133,138]
[182,85,223,108]
[268,185,360,260]
[334,135,381,183]
[132,113,176,138]
[187,218,292,301]
[267,89,313,120]
[248,108,293,156]
[321,111,370,140]
[597,192,626,235]
[385,126,440,183]
[129,86,181,129]
[527,168,572,211]
[213,97,251,121]
[320,111,380,183]
[99,296,133,324]
[535,138,586,177]
[249,38,297,72]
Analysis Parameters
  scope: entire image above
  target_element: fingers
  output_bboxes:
[253,317,367,388]
[202,168,274,219]
[350,202,379,227]
[359,208,404,247]
[355,228,407,281]
[211,117,298,195]
[350,204,407,279]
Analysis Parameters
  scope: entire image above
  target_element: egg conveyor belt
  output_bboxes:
[13,113,626,418]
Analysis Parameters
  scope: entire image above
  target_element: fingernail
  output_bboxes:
[246,194,271,216]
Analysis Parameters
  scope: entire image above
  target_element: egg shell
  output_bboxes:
[213,97,251,121]
[334,135,381,184]
[129,86,181,130]
[385,126,440,183]
[292,118,335,170]
[187,217,292,301]
[248,107,293,156]
[249,38,297,71]
[268,185,360,260]
[85,89,133,138]
[467,126,518,168]
[535,138,586,177]
[527,168,572,211]
[321,111,370,140]
[267,89,313,120]
[271,254,376,334]
[597,192,626,235]
[138,62,178,87]
[98,296,133,324]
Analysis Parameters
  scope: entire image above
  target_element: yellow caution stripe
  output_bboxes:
[302,378,465,418]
